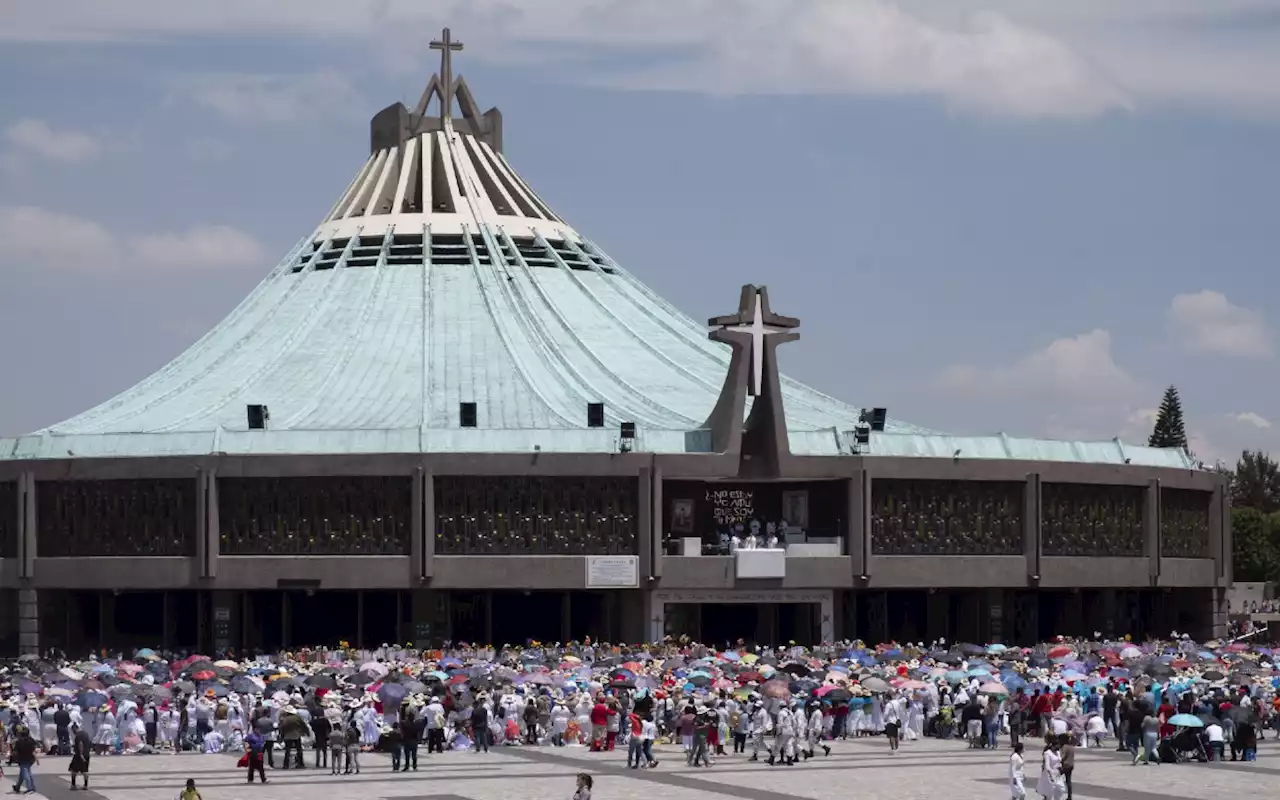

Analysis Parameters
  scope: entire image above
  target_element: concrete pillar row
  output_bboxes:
[1024,473,1041,581]
[650,464,663,578]
[638,466,653,580]
[203,468,220,579]
[18,471,36,579]
[848,470,869,579]
[16,472,38,655]
[1145,479,1160,584]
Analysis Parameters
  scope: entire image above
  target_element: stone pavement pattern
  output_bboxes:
[14,737,1276,800]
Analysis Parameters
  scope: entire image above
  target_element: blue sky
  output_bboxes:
[1,1,1277,464]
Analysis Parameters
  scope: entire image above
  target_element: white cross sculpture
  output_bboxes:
[725,290,790,396]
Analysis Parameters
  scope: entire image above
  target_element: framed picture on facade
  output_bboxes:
[782,489,809,528]
[670,498,695,533]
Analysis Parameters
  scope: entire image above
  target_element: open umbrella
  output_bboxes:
[1168,713,1203,728]
[378,683,410,705]
[861,677,891,694]
[979,681,1008,695]
[761,679,791,699]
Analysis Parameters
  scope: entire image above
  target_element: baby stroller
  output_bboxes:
[1157,729,1207,763]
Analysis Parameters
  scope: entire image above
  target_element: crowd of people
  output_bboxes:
[0,632,1276,794]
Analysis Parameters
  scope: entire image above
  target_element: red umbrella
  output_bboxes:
[448,674,469,685]
[1047,645,1075,661]
[191,670,215,681]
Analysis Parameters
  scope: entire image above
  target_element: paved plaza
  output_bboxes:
[15,737,1273,800]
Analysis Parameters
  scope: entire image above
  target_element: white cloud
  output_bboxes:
[1169,290,1272,358]
[135,226,265,268]
[1227,411,1272,429]
[181,72,359,123]
[0,205,116,265]
[939,329,1140,401]
[0,205,266,272]
[937,329,1151,442]
[2,119,103,171]
[4,1,1278,119]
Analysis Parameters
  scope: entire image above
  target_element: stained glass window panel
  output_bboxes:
[435,476,638,555]
[1041,483,1145,557]
[219,476,411,555]
[37,479,197,557]
[870,479,1024,556]
[1161,489,1211,559]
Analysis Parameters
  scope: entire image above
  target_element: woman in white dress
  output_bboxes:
[906,694,925,741]
[359,701,380,747]
[1036,738,1065,800]
[157,705,175,749]
[869,696,885,734]
[94,708,117,754]
[1009,743,1026,800]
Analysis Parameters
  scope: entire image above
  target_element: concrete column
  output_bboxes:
[410,589,443,647]
[205,470,220,579]
[1210,587,1228,639]
[1208,479,1224,580]
[1219,479,1233,586]
[423,471,436,579]
[211,590,239,653]
[638,467,653,577]
[281,592,292,650]
[18,472,36,580]
[1145,479,1160,583]
[1024,473,1040,581]
[17,588,38,656]
[651,464,664,577]
[848,470,868,578]
[986,589,1006,644]
[648,593,664,643]
[411,467,425,580]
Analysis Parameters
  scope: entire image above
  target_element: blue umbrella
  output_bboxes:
[76,691,108,710]
[378,683,410,705]
[1169,713,1203,728]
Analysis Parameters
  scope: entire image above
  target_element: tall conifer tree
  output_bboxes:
[1148,385,1189,451]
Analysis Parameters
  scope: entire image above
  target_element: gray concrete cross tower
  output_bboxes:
[703,285,799,477]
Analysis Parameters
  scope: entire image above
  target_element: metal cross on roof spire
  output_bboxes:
[430,27,464,120]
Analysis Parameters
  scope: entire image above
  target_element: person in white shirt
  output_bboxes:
[550,701,570,747]
[201,729,224,753]
[640,716,658,767]
[1204,722,1225,761]
[1084,714,1107,748]
[748,701,772,762]
[1009,742,1026,799]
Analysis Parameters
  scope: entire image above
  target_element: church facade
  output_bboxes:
[0,31,1229,655]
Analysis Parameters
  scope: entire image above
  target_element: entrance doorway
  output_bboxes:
[652,591,834,645]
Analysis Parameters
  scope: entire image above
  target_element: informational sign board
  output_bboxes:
[586,555,639,588]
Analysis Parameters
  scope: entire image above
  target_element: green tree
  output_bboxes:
[1148,385,1189,451]
[1232,450,1280,513]
[1232,506,1280,582]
